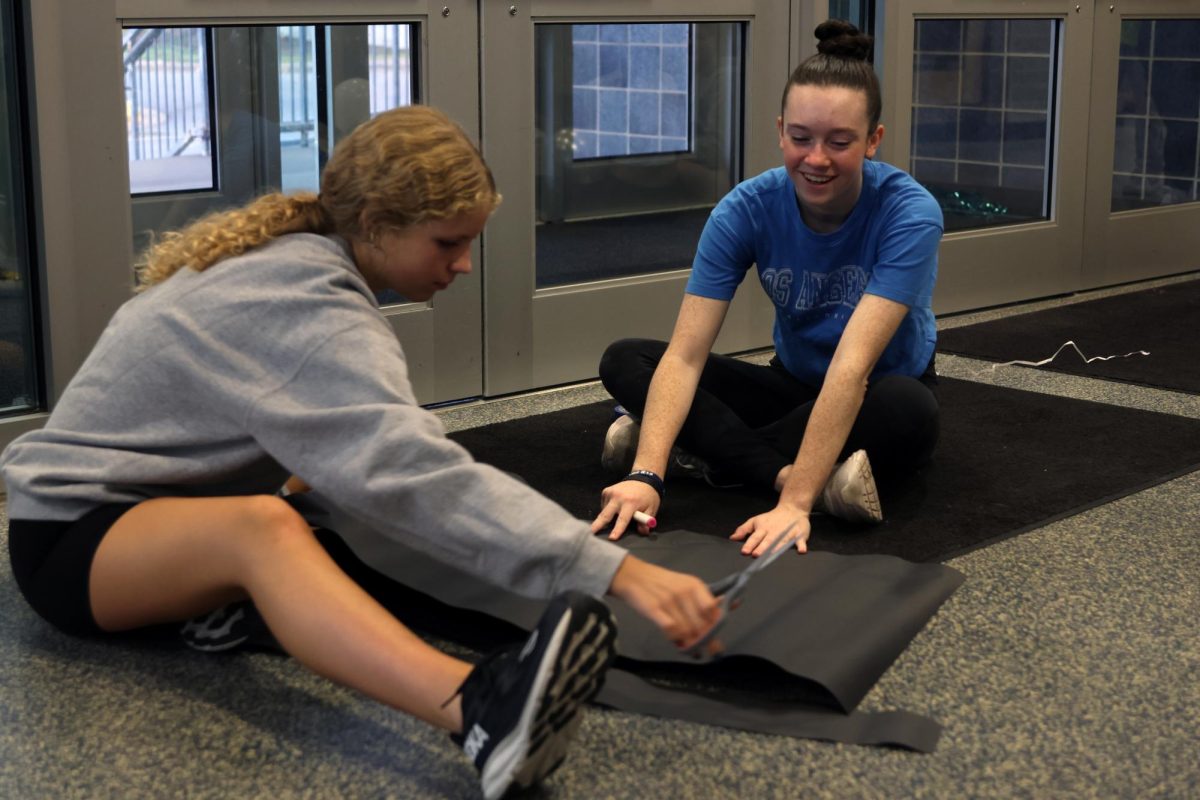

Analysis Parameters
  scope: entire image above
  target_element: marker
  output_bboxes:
[632,510,657,529]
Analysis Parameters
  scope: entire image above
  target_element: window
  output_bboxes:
[570,23,691,159]
[1111,19,1200,211]
[0,0,37,415]
[124,28,215,195]
[277,24,415,193]
[125,24,417,198]
[910,19,1060,232]
[535,22,743,287]
[125,23,418,306]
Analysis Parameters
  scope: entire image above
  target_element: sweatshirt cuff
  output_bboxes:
[558,532,630,598]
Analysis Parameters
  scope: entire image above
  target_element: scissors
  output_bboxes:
[684,520,802,659]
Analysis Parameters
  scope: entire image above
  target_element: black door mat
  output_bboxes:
[448,377,1200,563]
[937,278,1200,394]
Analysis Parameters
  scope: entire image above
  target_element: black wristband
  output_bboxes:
[624,469,665,499]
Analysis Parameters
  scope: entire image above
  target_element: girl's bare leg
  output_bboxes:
[89,495,471,731]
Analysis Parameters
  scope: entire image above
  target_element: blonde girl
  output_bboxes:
[2,105,718,799]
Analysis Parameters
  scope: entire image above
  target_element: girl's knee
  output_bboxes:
[599,338,665,398]
[238,495,317,555]
[600,338,647,377]
[871,375,938,418]
[862,375,940,466]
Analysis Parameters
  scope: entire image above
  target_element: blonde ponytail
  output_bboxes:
[136,192,331,290]
[135,106,498,292]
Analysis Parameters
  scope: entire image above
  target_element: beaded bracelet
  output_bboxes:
[623,469,665,499]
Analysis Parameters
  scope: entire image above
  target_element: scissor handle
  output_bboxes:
[683,604,730,659]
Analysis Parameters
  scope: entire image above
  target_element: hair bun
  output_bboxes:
[815,19,873,61]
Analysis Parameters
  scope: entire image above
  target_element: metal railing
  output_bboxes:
[123,25,414,161]
[278,26,316,145]
[123,28,210,161]
[367,24,414,112]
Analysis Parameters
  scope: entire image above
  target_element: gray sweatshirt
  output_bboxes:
[0,233,627,599]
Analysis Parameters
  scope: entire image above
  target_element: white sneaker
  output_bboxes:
[600,414,640,474]
[818,450,883,524]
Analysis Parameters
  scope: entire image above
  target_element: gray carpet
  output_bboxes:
[3,276,1199,799]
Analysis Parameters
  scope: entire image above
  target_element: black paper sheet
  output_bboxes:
[288,494,963,751]
[599,670,946,751]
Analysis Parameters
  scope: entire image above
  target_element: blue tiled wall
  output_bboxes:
[572,23,690,160]
[1112,19,1200,210]
[909,19,1056,208]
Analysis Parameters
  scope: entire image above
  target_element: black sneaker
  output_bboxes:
[452,592,617,800]
[180,600,277,653]
[668,447,744,489]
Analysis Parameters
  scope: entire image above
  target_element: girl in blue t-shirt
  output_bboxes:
[592,20,944,556]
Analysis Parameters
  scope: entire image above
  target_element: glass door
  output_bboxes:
[1081,4,1200,287]
[879,0,1094,314]
[481,1,790,395]
[116,1,481,404]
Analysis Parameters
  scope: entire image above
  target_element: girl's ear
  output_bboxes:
[865,124,884,159]
[357,208,382,245]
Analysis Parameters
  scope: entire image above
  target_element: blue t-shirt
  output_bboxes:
[686,160,943,387]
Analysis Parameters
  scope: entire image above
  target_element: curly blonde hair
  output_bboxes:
[136,105,500,290]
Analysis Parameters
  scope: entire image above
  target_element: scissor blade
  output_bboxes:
[688,520,802,660]
[706,520,801,595]
[707,572,740,596]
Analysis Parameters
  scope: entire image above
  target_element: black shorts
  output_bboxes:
[8,503,138,636]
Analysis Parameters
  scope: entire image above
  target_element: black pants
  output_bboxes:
[598,338,940,489]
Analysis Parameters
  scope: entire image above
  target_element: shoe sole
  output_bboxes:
[480,595,617,800]
[825,450,883,524]
[600,416,638,474]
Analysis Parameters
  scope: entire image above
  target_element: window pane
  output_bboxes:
[536,22,743,288]
[1111,19,1200,211]
[124,28,215,195]
[125,23,417,306]
[278,26,320,193]
[368,24,415,113]
[570,23,691,160]
[829,1,876,38]
[0,3,37,415]
[278,24,415,195]
[910,19,1059,232]
[365,24,417,307]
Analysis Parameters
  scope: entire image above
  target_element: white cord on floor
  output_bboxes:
[957,339,1151,380]
[996,339,1150,368]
